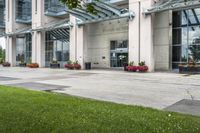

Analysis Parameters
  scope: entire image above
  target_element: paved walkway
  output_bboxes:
[0,67,200,116]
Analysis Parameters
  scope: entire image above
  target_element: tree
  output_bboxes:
[59,0,98,14]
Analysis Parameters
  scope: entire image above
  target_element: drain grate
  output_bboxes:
[8,82,70,91]
[164,99,200,116]
[0,76,20,81]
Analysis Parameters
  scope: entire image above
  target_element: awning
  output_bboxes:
[67,0,134,25]
[144,0,200,15]
[6,27,32,36]
[0,32,5,37]
[33,19,73,32]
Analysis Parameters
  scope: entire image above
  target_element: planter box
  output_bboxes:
[179,66,200,74]
[50,63,60,69]
[19,63,26,67]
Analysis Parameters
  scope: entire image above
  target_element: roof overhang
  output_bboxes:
[32,19,73,32]
[6,27,32,36]
[66,0,134,25]
[144,0,200,15]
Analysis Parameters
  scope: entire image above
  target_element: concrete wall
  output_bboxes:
[153,11,172,71]
[85,19,128,68]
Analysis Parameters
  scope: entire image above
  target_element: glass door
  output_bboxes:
[110,40,128,68]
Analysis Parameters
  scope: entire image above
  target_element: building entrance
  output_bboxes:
[110,40,128,67]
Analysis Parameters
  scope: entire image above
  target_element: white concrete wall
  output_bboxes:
[85,19,128,68]
[154,11,172,71]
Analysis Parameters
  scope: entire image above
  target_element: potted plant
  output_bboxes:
[50,58,60,68]
[138,61,148,72]
[65,60,74,70]
[179,60,200,74]
[2,62,11,67]
[127,61,138,72]
[73,61,81,70]
[27,63,39,68]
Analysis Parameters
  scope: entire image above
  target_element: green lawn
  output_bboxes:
[0,86,200,133]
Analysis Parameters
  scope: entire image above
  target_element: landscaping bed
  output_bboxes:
[0,86,200,133]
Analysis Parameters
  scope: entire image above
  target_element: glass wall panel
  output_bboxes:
[16,0,32,22]
[16,33,32,65]
[45,29,70,67]
[172,8,200,68]
[110,40,128,68]
[0,0,5,27]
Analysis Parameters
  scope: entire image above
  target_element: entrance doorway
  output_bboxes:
[110,40,128,68]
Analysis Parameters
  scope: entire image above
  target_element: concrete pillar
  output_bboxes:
[76,26,84,68]
[6,36,16,66]
[129,0,140,65]
[129,0,154,71]
[32,31,45,67]
[69,15,77,62]
[140,0,154,71]
[32,32,37,63]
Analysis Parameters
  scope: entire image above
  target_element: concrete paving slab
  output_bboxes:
[0,76,20,81]
[8,82,70,91]
[165,99,200,116]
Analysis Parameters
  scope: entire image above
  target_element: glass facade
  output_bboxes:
[110,40,128,67]
[45,30,70,67]
[16,0,32,23]
[172,8,200,68]
[0,0,5,28]
[45,0,67,15]
[16,33,32,65]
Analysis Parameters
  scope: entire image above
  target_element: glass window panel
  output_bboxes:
[173,11,181,27]
[188,45,200,62]
[189,26,200,45]
[172,46,181,62]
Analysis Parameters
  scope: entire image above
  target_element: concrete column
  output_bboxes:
[76,26,84,68]
[140,0,154,71]
[32,32,37,63]
[6,36,16,66]
[69,15,76,62]
[36,31,45,67]
[32,31,45,67]
[129,0,140,65]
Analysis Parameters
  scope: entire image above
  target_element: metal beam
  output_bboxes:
[191,9,200,24]
[144,0,200,15]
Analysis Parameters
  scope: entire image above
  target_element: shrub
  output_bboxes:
[27,63,39,68]
[128,61,134,66]
[139,61,146,66]
[2,62,11,67]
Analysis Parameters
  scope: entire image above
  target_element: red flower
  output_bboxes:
[127,66,138,72]
[65,64,74,69]
[138,66,148,72]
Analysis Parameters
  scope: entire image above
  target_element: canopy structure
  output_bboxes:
[144,0,200,15]
[33,19,73,32]
[4,19,72,40]
[33,19,72,43]
[6,27,32,36]
[0,32,5,37]
[67,0,134,25]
